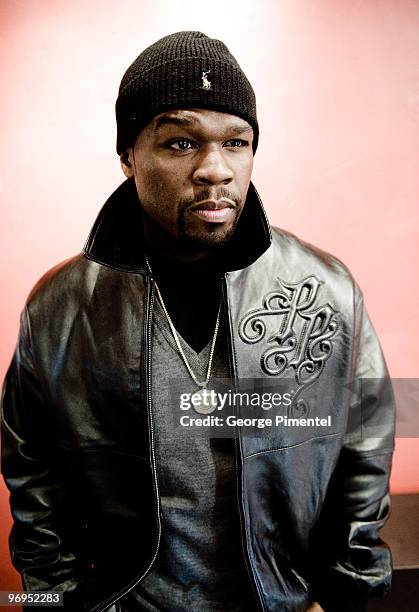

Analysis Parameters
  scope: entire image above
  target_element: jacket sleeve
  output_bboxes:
[1,307,84,609]
[311,282,395,612]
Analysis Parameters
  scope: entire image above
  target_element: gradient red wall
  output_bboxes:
[1,0,418,591]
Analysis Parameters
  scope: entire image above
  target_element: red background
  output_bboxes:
[1,0,418,591]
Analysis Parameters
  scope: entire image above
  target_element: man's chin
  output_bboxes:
[181,227,236,252]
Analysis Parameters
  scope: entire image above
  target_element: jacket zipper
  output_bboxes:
[221,274,266,612]
[95,275,162,612]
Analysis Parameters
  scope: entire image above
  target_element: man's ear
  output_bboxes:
[120,149,134,178]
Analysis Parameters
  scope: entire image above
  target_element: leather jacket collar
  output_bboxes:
[83,178,272,273]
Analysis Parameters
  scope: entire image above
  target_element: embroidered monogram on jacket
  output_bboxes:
[239,276,339,385]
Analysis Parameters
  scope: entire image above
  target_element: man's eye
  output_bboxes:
[168,138,197,151]
[224,139,248,148]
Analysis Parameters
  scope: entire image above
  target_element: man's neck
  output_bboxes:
[145,244,222,354]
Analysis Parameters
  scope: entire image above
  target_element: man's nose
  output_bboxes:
[192,147,233,186]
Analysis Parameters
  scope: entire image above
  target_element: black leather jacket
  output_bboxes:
[1,179,395,612]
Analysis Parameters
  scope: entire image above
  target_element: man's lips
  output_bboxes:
[189,199,236,223]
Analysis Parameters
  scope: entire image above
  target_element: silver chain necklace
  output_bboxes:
[145,255,221,414]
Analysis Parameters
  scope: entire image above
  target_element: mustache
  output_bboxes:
[179,188,241,211]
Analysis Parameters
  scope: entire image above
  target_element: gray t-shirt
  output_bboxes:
[120,298,249,611]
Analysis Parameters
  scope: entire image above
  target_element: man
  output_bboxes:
[1,31,395,612]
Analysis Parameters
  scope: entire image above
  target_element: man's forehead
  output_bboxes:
[151,109,253,133]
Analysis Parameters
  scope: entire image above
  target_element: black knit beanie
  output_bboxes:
[115,31,258,154]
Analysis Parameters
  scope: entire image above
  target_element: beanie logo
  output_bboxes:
[201,70,212,90]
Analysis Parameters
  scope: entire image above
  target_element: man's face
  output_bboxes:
[120,108,254,252]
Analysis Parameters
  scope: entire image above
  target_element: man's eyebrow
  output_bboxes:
[228,124,253,135]
[153,115,196,132]
[153,114,253,135]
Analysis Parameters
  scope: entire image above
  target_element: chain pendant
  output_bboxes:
[191,385,218,415]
